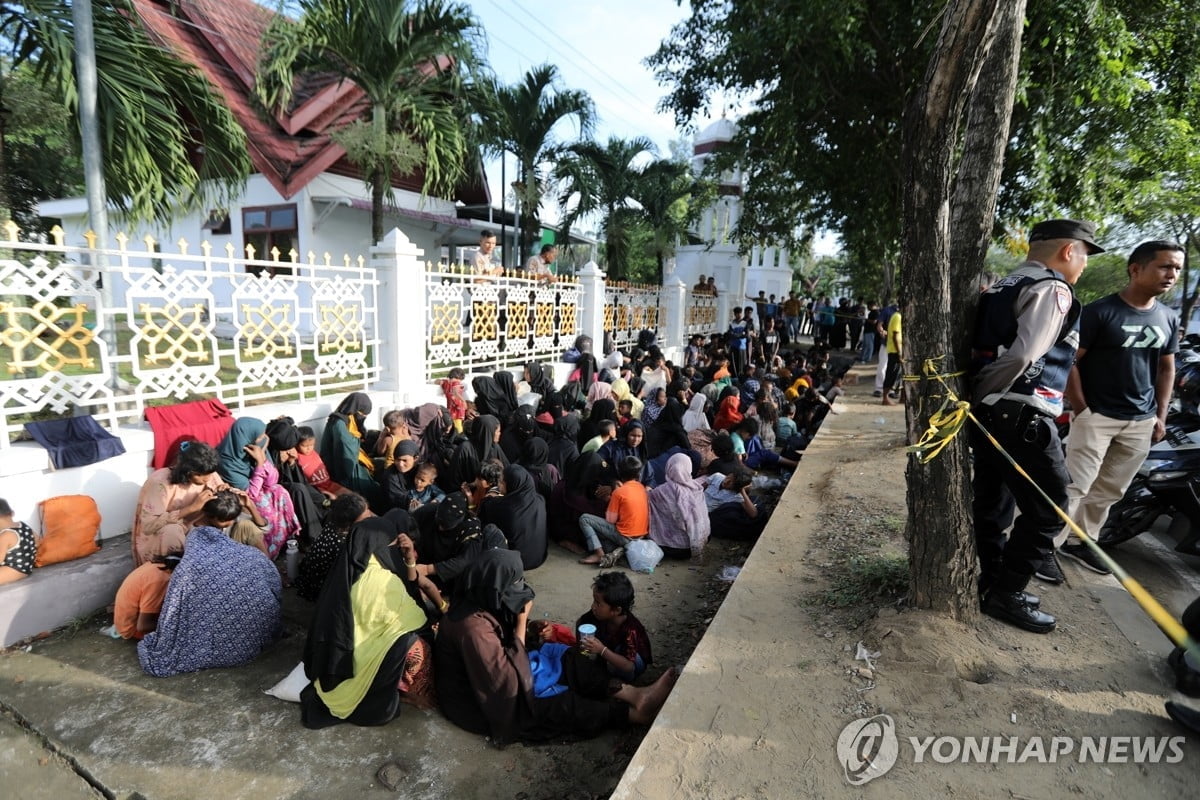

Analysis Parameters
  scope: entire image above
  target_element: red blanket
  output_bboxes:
[144,399,234,468]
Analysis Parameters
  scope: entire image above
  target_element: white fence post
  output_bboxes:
[577,260,607,352]
[715,282,732,335]
[372,228,426,403]
[661,277,688,350]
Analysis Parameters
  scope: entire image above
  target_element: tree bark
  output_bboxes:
[901,0,1024,621]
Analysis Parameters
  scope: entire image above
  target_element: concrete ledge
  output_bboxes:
[0,534,132,647]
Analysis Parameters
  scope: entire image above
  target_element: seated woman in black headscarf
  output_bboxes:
[547,450,609,555]
[319,392,380,507]
[442,414,508,493]
[435,549,677,746]
[479,465,547,570]
[499,404,538,465]
[644,397,691,459]
[546,413,580,477]
[518,438,558,504]
[409,492,506,593]
[300,516,434,728]
[599,420,655,487]
[472,372,518,425]
[523,361,556,414]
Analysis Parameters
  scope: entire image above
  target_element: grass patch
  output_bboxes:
[818,552,909,610]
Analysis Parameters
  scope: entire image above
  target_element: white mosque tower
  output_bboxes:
[673,116,793,303]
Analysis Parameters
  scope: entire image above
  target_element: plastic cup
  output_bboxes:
[578,623,597,656]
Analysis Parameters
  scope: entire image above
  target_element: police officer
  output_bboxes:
[971,219,1104,633]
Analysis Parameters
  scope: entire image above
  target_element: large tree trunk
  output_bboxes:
[901,0,1023,620]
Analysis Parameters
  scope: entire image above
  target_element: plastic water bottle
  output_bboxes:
[285,539,300,583]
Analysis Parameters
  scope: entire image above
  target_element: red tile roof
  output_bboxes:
[130,0,488,204]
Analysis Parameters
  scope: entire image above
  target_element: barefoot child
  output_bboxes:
[577,456,650,567]
[113,550,183,639]
[576,571,652,681]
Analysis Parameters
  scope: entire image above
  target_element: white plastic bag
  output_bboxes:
[625,538,664,573]
[264,661,309,703]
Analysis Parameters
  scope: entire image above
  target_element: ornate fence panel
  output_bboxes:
[604,284,664,350]
[424,266,581,379]
[0,224,379,447]
[685,291,719,340]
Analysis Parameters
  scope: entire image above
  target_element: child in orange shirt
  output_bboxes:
[577,456,649,567]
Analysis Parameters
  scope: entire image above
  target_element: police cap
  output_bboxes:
[1028,219,1105,255]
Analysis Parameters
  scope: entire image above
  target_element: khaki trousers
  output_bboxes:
[1056,409,1155,547]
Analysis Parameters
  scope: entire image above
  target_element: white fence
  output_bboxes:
[424,266,581,378]
[0,225,729,445]
[0,224,379,448]
[605,283,664,351]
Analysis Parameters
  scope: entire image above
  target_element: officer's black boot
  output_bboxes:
[983,569,1055,633]
[979,572,1040,609]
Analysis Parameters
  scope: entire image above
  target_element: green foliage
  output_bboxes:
[1073,252,1131,305]
[648,1,1200,294]
[0,0,251,223]
[1,61,82,231]
[554,135,657,280]
[257,0,484,242]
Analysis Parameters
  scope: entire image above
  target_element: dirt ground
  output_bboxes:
[0,517,752,800]
[613,362,1199,799]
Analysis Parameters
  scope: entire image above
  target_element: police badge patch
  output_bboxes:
[1054,288,1071,314]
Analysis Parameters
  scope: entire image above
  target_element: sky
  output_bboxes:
[466,0,702,231]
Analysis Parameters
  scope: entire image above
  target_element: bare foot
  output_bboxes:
[881,397,896,406]
[557,540,586,555]
[626,667,679,726]
[578,552,603,565]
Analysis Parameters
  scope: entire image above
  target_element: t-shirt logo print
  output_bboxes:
[837,713,899,784]
[1120,324,1168,349]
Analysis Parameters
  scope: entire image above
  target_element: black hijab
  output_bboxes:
[581,398,618,448]
[473,373,519,423]
[500,404,537,464]
[404,403,451,463]
[479,465,547,571]
[547,413,581,476]
[447,548,535,647]
[266,417,305,483]
[525,361,556,409]
[470,414,508,465]
[646,398,690,457]
[565,450,606,497]
[304,516,415,689]
[519,438,554,495]
[329,392,372,425]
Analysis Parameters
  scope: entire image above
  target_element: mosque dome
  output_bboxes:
[695,117,737,148]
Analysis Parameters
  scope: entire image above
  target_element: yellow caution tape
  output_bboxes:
[904,356,1198,655]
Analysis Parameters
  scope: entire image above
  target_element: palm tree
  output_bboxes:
[256,0,483,244]
[0,0,250,223]
[474,64,594,267]
[630,158,713,282]
[555,135,656,279]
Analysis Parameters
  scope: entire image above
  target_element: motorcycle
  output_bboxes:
[1096,348,1200,555]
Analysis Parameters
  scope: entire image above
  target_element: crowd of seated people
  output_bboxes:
[103,327,851,739]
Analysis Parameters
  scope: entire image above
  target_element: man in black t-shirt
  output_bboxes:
[1054,240,1183,576]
